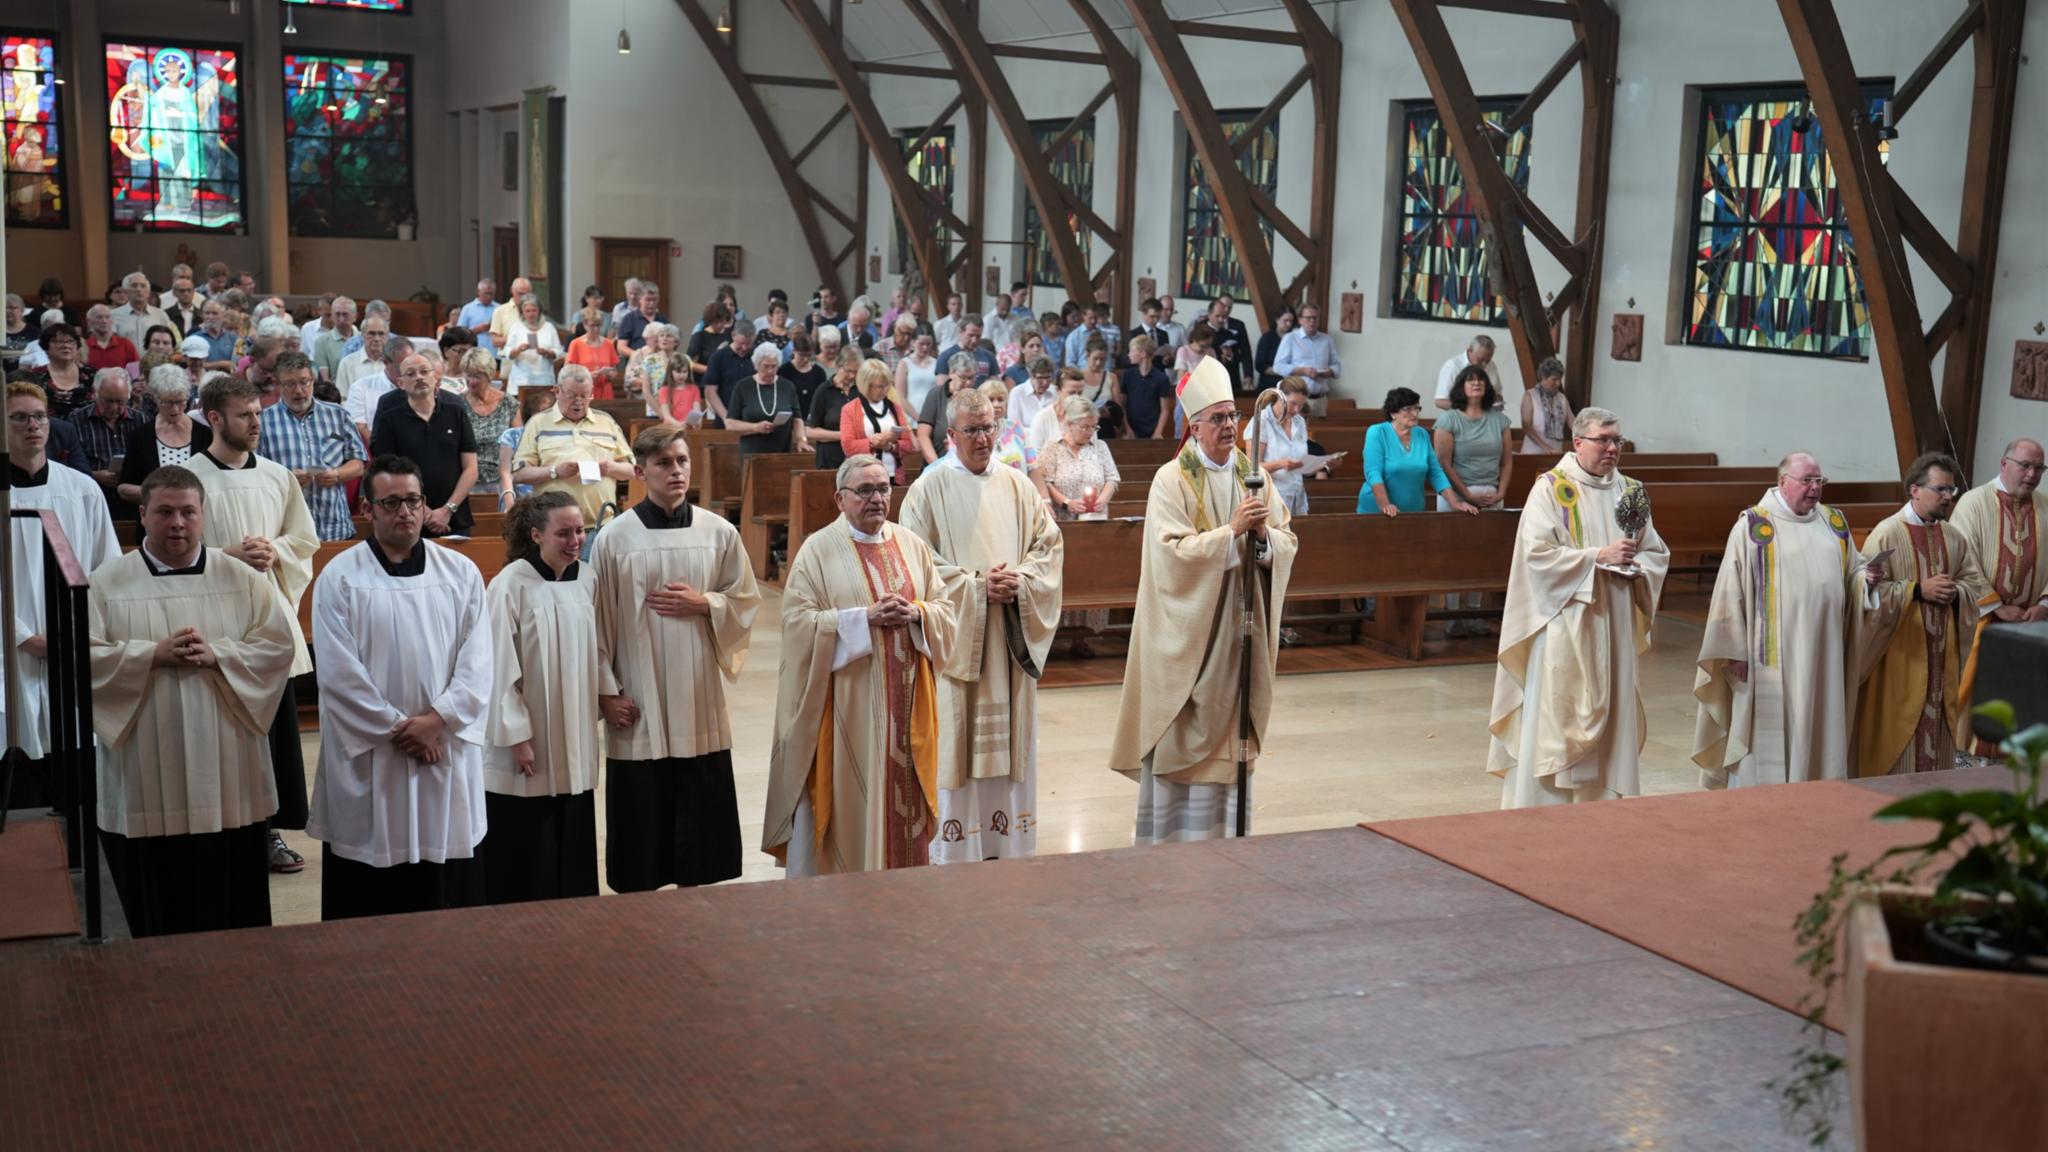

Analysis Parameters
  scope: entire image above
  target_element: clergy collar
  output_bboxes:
[199,448,257,471]
[1903,503,1945,527]
[848,520,886,544]
[1762,487,1818,522]
[370,538,428,577]
[1560,453,1617,489]
[1195,442,1235,472]
[524,553,579,582]
[934,451,988,477]
[1994,476,2012,496]
[8,458,50,488]
[632,498,693,530]
[141,543,206,576]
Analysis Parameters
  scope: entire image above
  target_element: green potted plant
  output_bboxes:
[1776,701,2048,1150]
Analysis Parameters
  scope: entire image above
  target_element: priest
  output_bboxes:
[1106,358,1296,841]
[593,425,761,891]
[190,375,319,872]
[307,456,493,919]
[88,466,295,935]
[1951,437,2046,754]
[898,389,1062,862]
[4,381,119,810]
[1488,407,1670,807]
[763,453,959,875]
[1692,453,1904,788]
[1853,454,1986,777]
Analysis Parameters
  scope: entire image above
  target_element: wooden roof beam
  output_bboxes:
[1892,0,1983,125]
[1503,37,1584,133]
[1065,0,1142,324]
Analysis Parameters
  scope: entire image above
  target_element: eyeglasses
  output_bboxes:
[7,412,51,426]
[840,484,891,500]
[2005,458,2047,476]
[1787,475,1829,488]
[371,495,427,511]
[1199,412,1241,429]
[1915,484,1959,496]
[954,424,997,440]
[1577,435,1624,447]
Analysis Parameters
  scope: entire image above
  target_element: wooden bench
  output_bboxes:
[785,468,909,567]
[738,453,812,580]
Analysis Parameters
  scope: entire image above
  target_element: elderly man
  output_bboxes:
[345,332,413,444]
[1272,302,1342,404]
[1951,437,2048,753]
[510,365,634,549]
[459,278,498,354]
[877,314,919,374]
[298,293,336,358]
[610,278,643,334]
[194,298,238,371]
[765,454,959,874]
[332,314,390,399]
[1489,408,1670,807]
[259,350,367,541]
[311,295,358,384]
[1108,358,1298,841]
[982,291,1022,350]
[489,276,534,351]
[842,300,878,352]
[164,275,202,338]
[371,353,478,538]
[1436,334,1504,410]
[1693,452,1906,788]
[157,262,193,309]
[899,389,1063,862]
[82,304,137,373]
[1854,453,1986,777]
[111,272,176,349]
[616,283,667,351]
[936,318,1000,382]
[68,369,148,507]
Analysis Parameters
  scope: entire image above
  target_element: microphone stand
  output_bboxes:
[1234,391,1275,838]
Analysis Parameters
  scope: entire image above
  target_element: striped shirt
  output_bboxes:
[67,407,148,472]
[257,399,368,540]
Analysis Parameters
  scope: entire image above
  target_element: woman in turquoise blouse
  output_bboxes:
[1358,386,1478,515]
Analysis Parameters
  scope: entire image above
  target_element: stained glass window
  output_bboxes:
[105,42,243,232]
[3,34,65,228]
[894,128,954,277]
[1023,118,1093,290]
[1392,99,1531,325]
[296,0,412,12]
[1182,112,1277,301]
[284,52,411,238]
[1686,84,1890,358]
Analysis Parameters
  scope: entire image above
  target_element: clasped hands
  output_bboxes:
[391,710,448,764]
[228,534,277,573]
[1992,602,2048,623]
[985,564,1020,605]
[151,627,218,669]
[866,592,921,627]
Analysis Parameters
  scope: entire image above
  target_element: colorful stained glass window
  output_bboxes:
[105,42,243,232]
[1686,85,1890,358]
[3,34,65,228]
[296,0,412,12]
[1392,99,1531,325]
[1023,118,1093,290]
[284,52,411,238]
[895,128,954,277]
[1182,112,1277,301]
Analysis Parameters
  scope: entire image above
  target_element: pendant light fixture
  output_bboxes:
[283,1,298,35]
[618,0,633,54]
[716,5,732,33]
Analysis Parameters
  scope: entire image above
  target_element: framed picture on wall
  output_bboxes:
[501,132,518,191]
[713,245,743,279]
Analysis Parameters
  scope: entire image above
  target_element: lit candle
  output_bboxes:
[1084,486,1096,512]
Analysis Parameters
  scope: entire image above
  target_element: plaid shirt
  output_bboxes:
[258,399,368,540]
[67,406,149,472]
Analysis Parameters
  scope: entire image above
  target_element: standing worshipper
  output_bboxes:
[1692,453,1905,788]
[763,454,959,875]
[1950,438,2047,754]
[898,390,1063,863]
[257,351,367,542]
[593,426,761,890]
[87,466,296,935]
[1107,359,1297,841]
[481,492,601,901]
[370,353,479,539]
[190,375,319,872]
[4,382,120,810]
[1853,454,1986,777]
[1488,408,1671,807]
[307,457,492,919]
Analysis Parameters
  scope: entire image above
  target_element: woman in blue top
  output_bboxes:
[1358,386,1478,516]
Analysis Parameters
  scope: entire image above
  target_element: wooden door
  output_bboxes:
[492,226,520,293]
[593,237,670,315]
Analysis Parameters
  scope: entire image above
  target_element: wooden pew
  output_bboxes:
[785,468,908,568]
[738,453,811,580]
[697,442,745,520]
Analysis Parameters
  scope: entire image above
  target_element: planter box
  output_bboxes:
[1848,890,2048,1151]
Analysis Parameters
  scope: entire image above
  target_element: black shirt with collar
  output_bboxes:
[9,459,50,488]
[369,397,478,536]
[703,344,757,408]
[141,546,207,577]
[523,553,580,581]
[632,498,693,531]
[368,538,428,577]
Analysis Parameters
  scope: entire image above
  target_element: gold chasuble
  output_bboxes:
[764,519,958,874]
[1488,456,1669,806]
[1108,443,1297,789]
[1853,509,1987,777]
[1949,481,2048,752]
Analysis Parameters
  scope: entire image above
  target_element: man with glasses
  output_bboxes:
[1694,451,1905,789]
[899,389,1064,863]
[1271,302,1342,410]
[1950,437,2047,752]
[765,453,960,875]
[1853,453,1987,777]
[308,455,494,920]
[371,353,478,539]
[258,351,367,542]
[332,315,390,400]
[1108,357,1297,841]
[1490,408,1670,808]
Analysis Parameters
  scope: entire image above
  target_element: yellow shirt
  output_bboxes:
[489,300,519,351]
[512,408,633,527]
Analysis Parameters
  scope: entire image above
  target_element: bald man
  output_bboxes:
[1950,437,2048,753]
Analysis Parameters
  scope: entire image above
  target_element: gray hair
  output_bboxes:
[643,322,678,346]
[1537,356,1565,381]
[86,303,111,321]
[816,325,843,347]
[146,363,192,405]
[948,387,993,428]
[254,316,296,342]
[515,292,540,313]
[836,453,885,490]
[1572,406,1619,436]
[92,367,132,396]
[3,293,22,309]
[382,335,416,365]
[362,299,391,320]
[624,277,643,294]
[557,364,594,391]
[1059,394,1097,425]
[751,341,782,367]
[1469,334,1496,353]
[331,295,357,315]
[122,271,150,291]
[732,320,757,340]
[947,352,978,378]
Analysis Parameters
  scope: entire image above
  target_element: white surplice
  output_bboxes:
[189,452,320,675]
[483,559,602,798]
[5,463,119,761]
[307,541,493,866]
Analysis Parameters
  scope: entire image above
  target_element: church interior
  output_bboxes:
[3,0,2045,1147]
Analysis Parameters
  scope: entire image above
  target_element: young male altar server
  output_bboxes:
[89,466,295,935]
[1489,407,1669,807]
[307,456,493,919]
[593,425,760,890]
[1853,454,1986,777]
[190,375,319,872]
[1693,452,1904,788]
[764,454,959,874]
[1950,438,2047,755]
[481,491,602,902]
[1106,358,1296,841]
[898,388,1063,862]
[4,381,119,809]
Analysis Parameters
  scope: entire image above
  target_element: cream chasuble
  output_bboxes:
[1949,480,2047,752]
[5,463,119,761]
[89,549,295,836]
[898,457,1063,862]
[484,560,603,799]
[1107,444,1297,799]
[1692,490,1904,789]
[1488,456,1669,807]
[592,507,760,762]
[1852,508,1986,778]
[190,452,320,675]
[763,519,958,875]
